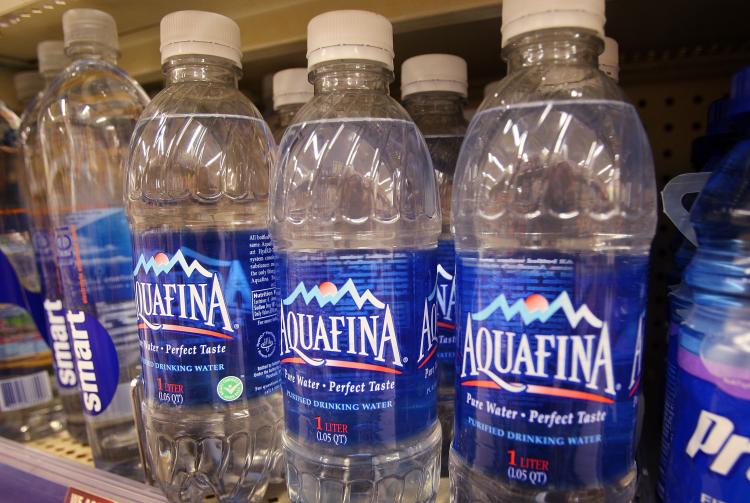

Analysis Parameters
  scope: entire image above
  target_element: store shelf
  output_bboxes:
[21,432,452,502]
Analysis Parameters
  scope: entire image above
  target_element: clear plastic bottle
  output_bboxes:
[271,68,313,143]
[0,94,64,441]
[39,8,148,477]
[17,40,88,444]
[126,11,281,502]
[270,10,442,503]
[450,1,657,501]
[662,65,750,503]
[401,53,468,477]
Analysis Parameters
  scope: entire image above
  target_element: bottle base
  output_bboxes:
[0,401,65,442]
[285,421,442,503]
[60,390,88,444]
[449,450,637,503]
[142,393,283,503]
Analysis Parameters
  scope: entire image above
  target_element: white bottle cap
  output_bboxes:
[599,36,619,82]
[37,40,68,76]
[401,54,468,99]
[62,9,119,52]
[307,10,394,70]
[160,11,242,68]
[501,0,605,47]
[273,68,313,109]
[13,72,44,104]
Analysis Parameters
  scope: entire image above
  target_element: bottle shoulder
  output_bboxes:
[293,92,411,124]
[141,82,263,121]
[126,83,274,222]
[481,66,626,112]
[453,75,656,250]
[40,60,149,125]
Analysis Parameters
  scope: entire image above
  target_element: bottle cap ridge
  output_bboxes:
[307,10,394,70]
[501,0,605,47]
[160,10,242,68]
[62,9,119,52]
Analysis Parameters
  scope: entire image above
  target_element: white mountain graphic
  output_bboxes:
[472,291,602,328]
[132,249,211,278]
[283,278,385,309]
[437,264,454,280]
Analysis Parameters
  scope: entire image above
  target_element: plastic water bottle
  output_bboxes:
[401,53,468,477]
[662,65,750,503]
[0,93,63,441]
[270,10,442,502]
[126,11,282,502]
[271,68,313,143]
[450,1,657,501]
[17,40,88,444]
[39,8,148,476]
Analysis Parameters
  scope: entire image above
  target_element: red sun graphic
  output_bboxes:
[525,294,549,312]
[154,252,169,266]
[319,281,338,296]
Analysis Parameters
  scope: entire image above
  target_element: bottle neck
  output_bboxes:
[164,55,240,87]
[403,91,466,129]
[65,41,118,65]
[311,61,393,95]
[502,28,602,74]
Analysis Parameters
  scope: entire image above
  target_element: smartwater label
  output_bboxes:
[454,251,647,489]
[436,239,457,392]
[55,208,139,416]
[132,229,280,406]
[277,249,439,448]
[664,327,750,503]
[32,227,78,390]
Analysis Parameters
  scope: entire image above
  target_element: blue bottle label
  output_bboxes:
[664,328,750,503]
[436,239,457,392]
[277,249,439,448]
[657,318,681,498]
[454,251,647,489]
[0,212,49,360]
[132,229,280,406]
[55,208,138,416]
[32,228,77,389]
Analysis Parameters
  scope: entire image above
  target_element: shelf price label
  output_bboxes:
[64,487,117,503]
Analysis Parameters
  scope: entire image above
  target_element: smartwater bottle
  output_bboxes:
[450,1,657,501]
[126,11,282,502]
[401,53,468,477]
[0,93,63,441]
[270,10,442,502]
[18,40,87,443]
[39,9,148,477]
